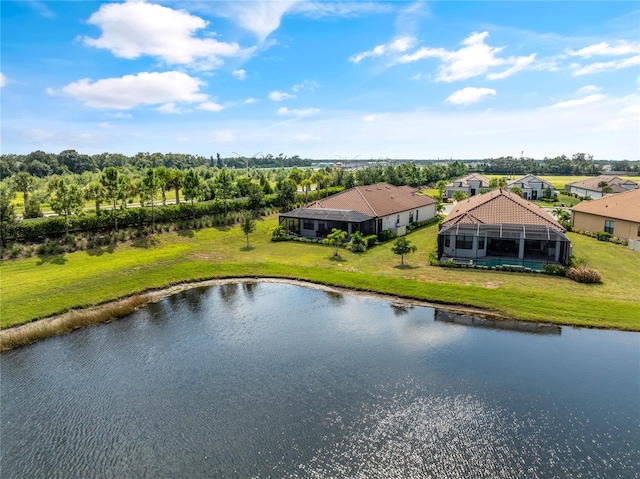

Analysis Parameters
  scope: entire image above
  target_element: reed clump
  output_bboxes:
[0,294,152,352]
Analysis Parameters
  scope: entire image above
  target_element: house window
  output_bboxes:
[478,237,485,249]
[604,220,614,234]
[416,210,419,221]
[409,212,414,224]
[456,235,474,249]
[638,226,640,237]
[396,215,400,224]
[444,235,451,247]
[303,219,314,230]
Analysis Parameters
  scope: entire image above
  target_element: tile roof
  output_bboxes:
[442,189,564,230]
[571,188,640,222]
[566,175,638,193]
[307,183,437,218]
[445,173,490,189]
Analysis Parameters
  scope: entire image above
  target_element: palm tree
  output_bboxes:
[597,180,612,195]
[141,169,161,228]
[84,181,106,213]
[12,172,34,210]
[301,178,312,204]
[166,169,184,205]
[155,166,170,205]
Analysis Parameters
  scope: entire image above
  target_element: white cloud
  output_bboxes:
[107,112,132,119]
[577,85,600,94]
[0,72,6,87]
[363,114,379,122]
[277,107,320,117]
[571,55,640,76]
[99,122,115,129]
[198,101,225,112]
[244,97,258,104]
[567,41,639,58]
[24,1,56,18]
[221,0,300,41]
[51,71,207,110]
[212,130,236,143]
[176,136,190,142]
[292,80,320,92]
[291,1,393,19]
[157,102,188,114]
[82,1,249,68]
[350,36,416,63]
[549,94,606,109]
[269,90,295,101]
[397,31,535,82]
[293,133,320,141]
[232,69,247,80]
[445,87,496,106]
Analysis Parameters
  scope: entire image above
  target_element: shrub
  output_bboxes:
[567,267,602,283]
[378,229,397,242]
[270,225,287,241]
[347,231,367,253]
[364,234,378,248]
[542,263,567,276]
[9,243,23,258]
[596,231,612,242]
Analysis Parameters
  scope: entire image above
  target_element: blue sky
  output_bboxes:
[1,1,638,160]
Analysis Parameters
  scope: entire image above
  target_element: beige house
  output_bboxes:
[506,174,556,201]
[280,183,438,238]
[438,189,571,268]
[565,175,638,199]
[571,189,640,240]
[445,173,490,198]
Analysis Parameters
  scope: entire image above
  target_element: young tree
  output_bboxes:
[141,168,161,227]
[391,237,417,266]
[50,179,84,234]
[155,166,170,205]
[347,230,367,253]
[436,180,447,199]
[276,178,297,209]
[240,212,256,248]
[101,167,123,231]
[166,169,184,205]
[84,181,106,213]
[12,171,35,210]
[182,170,203,219]
[214,168,235,214]
[323,228,347,257]
[247,182,265,216]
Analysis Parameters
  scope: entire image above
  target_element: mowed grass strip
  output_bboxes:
[1,216,639,331]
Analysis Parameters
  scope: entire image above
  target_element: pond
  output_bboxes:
[1,282,638,478]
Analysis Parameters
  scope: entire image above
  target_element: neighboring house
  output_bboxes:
[506,174,555,201]
[279,183,438,238]
[565,175,638,199]
[445,173,490,198]
[437,189,571,268]
[571,188,640,240]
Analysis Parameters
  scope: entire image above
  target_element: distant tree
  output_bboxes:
[101,167,124,231]
[391,237,417,266]
[452,191,468,202]
[24,195,44,219]
[276,178,297,209]
[50,179,84,234]
[260,174,273,194]
[301,178,312,204]
[489,177,506,189]
[141,169,161,227]
[323,228,347,257]
[597,180,613,195]
[436,180,447,199]
[155,166,170,205]
[12,172,35,210]
[216,152,223,169]
[246,182,265,215]
[214,168,235,214]
[240,212,256,248]
[542,186,554,200]
[0,187,17,249]
[288,167,303,187]
[166,169,184,205]
[182,170,203,218]
[84,181,106,213]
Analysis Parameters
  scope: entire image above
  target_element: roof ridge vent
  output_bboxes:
[366,188,372,191]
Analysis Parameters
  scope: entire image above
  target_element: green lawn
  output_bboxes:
[2,216,639,331]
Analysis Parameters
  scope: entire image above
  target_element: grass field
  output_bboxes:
[2,216,639,333]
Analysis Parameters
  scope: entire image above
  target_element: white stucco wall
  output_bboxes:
[380,204,437,231]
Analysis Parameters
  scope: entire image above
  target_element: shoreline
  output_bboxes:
[1,276,545,352]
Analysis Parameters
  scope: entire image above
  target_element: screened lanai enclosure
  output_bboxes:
[437,223,572,270]
[279,208,376,238]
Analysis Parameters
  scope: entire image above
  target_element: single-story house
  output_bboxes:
[506,174,556,201]
[571,188,640,240]
[437,189,571,268]
[279,183,438,238]
[565,175,638,199]
[445,173,490,198]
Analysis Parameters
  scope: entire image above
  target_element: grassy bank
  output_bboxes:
[1,216,639,334]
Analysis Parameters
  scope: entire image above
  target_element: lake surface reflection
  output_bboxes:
[2,282,639,478]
